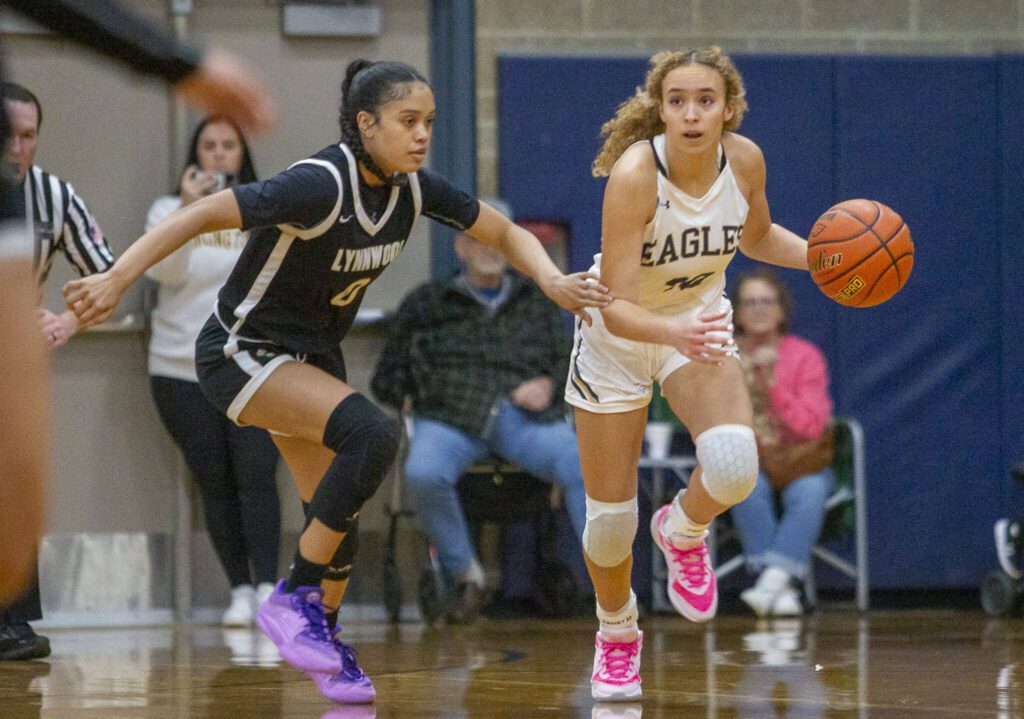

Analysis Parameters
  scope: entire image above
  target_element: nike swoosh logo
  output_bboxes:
[338,214,353,224]
[672,575,716,612]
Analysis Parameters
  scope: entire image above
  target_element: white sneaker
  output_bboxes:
[591,630,643,701]
[222,627,256,664]
[223,585,256,627]
[255,581,276,608]
[650,504,717,622]
[995,519,1023,580]
[770,587,804,617]
[740,567,802,618]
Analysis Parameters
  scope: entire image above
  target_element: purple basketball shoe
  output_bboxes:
[308,639,376,704]
[256,580,341,673]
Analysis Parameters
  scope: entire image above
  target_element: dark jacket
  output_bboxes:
[371,271,571,436]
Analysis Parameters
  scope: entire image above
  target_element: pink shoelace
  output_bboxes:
[596,639,640,681]
[666,541,710,587]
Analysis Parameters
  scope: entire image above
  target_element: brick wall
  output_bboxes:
[475,0,1024,195]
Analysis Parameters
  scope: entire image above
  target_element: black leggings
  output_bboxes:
[151,376,281,587]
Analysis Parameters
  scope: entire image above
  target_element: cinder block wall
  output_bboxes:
[475,0,1024,196]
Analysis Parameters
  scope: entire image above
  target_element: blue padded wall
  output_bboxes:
[498,58,637,272]
[718,57,838,357]
[498,54,1024,589]
[832,57,1002,587]
[1001,57,1024,517]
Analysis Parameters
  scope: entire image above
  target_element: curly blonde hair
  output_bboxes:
[592,47,748,177]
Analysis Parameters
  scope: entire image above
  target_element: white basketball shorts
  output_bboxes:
[564,295,736,414]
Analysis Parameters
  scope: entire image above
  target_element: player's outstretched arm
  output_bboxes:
[173,50,276,136]
[465,201,612,325]
[745,223,808,270]
[64,191,243,328]
[8,1,275,136]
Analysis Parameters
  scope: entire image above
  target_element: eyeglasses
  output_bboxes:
[737,298,780,308]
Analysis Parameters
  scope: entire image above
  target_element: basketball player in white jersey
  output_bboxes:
[566,47,811,700]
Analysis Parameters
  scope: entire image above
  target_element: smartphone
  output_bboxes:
[212,172,238,192]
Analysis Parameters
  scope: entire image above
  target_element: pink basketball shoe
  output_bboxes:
[651,504,718,622]
[591,630,643,701]
[256,580,341,673]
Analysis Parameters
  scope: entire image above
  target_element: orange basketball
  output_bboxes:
[806,199,914,308]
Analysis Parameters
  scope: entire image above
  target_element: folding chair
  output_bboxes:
[382,416,570,624]
[713,416,869,612]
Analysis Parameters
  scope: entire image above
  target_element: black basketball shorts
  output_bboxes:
[195,313,347,426]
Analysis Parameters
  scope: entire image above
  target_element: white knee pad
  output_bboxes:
[582,496,638,568]
[696,424,759,505]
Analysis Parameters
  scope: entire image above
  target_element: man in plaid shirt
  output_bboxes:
[372,201,587,624]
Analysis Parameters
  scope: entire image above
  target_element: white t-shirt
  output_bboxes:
[144,195,248,381]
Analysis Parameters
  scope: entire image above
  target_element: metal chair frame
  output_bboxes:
[645,417,869,612]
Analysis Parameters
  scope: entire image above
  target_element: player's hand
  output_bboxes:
[511,376,554,412]
[173,50,277,136]
[668,309,734,365]
[539,271,612,326]
[63,270,128,329]
[37,309,75,348]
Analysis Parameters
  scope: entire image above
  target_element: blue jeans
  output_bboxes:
[404,401,587,580]
[728,468,834,580]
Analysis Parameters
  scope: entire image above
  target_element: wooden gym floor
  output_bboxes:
[2,611,1022,718]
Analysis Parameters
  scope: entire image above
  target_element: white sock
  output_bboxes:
[663,490,709,548]
[597,590,639,642]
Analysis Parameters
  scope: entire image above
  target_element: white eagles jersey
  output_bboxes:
[592,134,749,314]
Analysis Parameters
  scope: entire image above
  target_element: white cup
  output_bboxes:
[644,421,674,460]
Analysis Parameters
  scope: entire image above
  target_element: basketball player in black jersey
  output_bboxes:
[66,59,611,704]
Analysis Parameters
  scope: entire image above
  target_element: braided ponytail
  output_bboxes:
[338,59,429,186]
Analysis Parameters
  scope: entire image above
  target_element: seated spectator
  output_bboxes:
[728,268,835,618]
[145,116,281,626]
[371,199,587,623]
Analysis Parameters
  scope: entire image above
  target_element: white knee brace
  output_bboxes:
[582,496,638,567]
[696,424,759,505]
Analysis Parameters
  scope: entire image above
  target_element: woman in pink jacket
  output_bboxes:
[730,267,834,617]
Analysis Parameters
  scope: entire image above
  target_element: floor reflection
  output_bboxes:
[591,703,642,719]
[318,706,378,719]
[221,627,282,667]
[705,617,861,718]
[2,612,1024,717]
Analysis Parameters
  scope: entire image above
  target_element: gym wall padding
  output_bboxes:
[498,54,1024,589]
[1000,57,1024,524]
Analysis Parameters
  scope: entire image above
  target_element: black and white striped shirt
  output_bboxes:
[22,165,114,285]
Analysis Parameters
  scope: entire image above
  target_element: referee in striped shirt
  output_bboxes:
[2,83,115,348]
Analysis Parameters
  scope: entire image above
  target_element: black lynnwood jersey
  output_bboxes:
[218,142,480,354]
